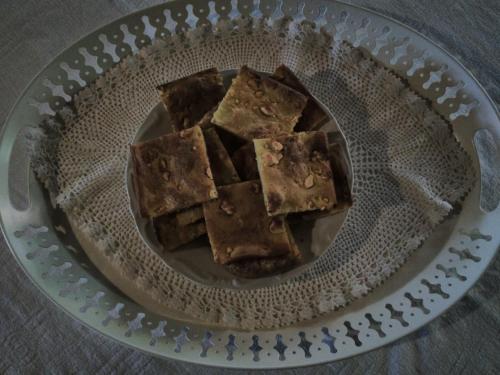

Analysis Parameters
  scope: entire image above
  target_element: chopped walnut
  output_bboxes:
[266,153,280,167]
[271,140,284,151]
[158,157,168,172]
[259,105,273,117]
[269,218,285,234]
[205,167,213,180]
[304,174,315,189]
[220,200,235,215]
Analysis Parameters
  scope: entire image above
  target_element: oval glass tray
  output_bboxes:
[1,0,499,369]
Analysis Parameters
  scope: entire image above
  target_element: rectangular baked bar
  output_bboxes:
[254,131,336,216]
[225,223,301,278]
[158,68,225,131]
[211,66,307,141]
[294,142,353,220]
[202,180,294,265]
[130,126,218,218]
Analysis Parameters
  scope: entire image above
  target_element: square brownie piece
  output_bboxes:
[254,131,336,216]
[130,126,218,218]
[203,180,294,265]
[158,68,225,131]
[203,127,240,186]
[211,66,307,141]
[154,214,206,252]
[271,65,328,132]
[294,142,353,220]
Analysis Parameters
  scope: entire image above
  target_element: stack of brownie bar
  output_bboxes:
[130,66,352,278]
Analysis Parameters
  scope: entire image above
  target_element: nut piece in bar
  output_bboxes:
[203,127,241,186]
[290,142,353,221]
[154,214,206,252]
[157,68,225,131]
[226,226,301,278]
[254,131,336,216]
[130,126,218,218]
[271,65,329,132]
[231,143,259,181]
[212,66,307,141]
[203,180,295,265]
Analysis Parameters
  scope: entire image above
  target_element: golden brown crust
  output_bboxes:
[294,142,353,220]
[231,143,259,181]
[225,223,301,278]
[130,126,218,218]
[202,180,294,265]
[158,68,225,131]
[254,132,337,216]
[212,66,307,141]
[203,127,241,186]
[225,254,296,278]
[271,65,328,132]
[154,215,206,252]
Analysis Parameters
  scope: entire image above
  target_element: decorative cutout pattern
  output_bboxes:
[249,335,263,362]
[174,327,190,353]
[273,334,287,361]
[365,313,386,338]
[385,304,409,327]
[321,327,337,353]
[150,320,167,346]
[79,291,105,313]
[436,265,467,281]
[421,279,450,299]
[200,331,215,357]
[404,293,430,315]
[26,244,58,261]
[344,321,362,347]
[225,334,238,361]
[298,331,312,358]
[459,228,492,242]
[102,303,124,326]
[125,313,145,337]
[448,247,481,262]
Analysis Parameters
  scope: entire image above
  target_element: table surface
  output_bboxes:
[0,1,499,374]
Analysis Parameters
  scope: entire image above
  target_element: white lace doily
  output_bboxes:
[31,18,475,329]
